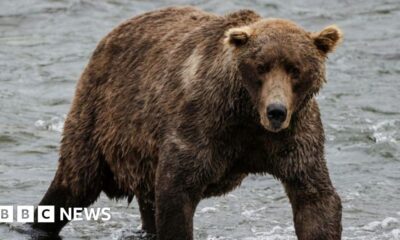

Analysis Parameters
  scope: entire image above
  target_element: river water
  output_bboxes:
[0,0,399,239]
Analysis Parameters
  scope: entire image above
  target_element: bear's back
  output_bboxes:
[82,7,218,160]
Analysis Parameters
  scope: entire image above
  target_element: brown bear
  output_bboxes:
[31,6,343,240]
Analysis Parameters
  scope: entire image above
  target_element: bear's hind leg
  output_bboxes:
[137,191,156,235]
[31,148,104,236]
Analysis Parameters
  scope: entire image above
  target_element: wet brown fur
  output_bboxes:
[32,7,343,240]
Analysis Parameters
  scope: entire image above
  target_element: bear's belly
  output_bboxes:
[103,147,158,197]
[203,172,248,198]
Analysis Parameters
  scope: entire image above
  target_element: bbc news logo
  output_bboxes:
[0,206,111,223]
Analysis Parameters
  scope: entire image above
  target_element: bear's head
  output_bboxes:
[225,19,342,132]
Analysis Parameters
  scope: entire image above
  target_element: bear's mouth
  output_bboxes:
[265,124,286,133]
[271,123,285,132]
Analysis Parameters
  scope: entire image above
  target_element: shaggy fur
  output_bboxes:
[32,7,343,240]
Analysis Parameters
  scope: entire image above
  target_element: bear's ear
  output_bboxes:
[225,26,253,46]
[311,25,343,54]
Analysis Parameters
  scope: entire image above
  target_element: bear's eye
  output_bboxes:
[293,80,301,92]
[285,65,301,80]
[255,78,262,87]
[257,63,272,75]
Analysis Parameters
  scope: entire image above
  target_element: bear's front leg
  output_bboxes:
[155,179,201,240]
[154,142,225,240]
[281,158,342,240]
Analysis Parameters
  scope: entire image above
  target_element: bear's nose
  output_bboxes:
[267,103,287,127]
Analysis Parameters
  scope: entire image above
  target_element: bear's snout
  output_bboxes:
[267,103,287,129]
